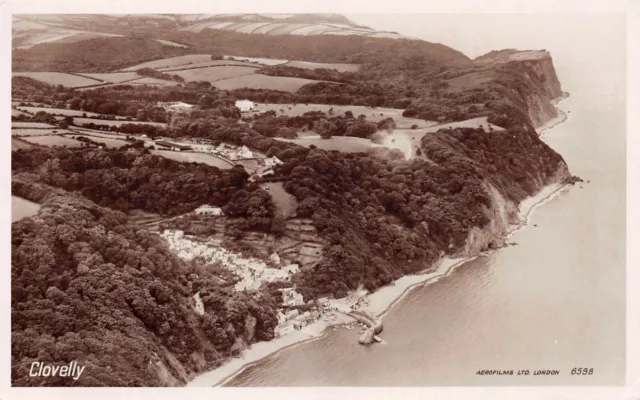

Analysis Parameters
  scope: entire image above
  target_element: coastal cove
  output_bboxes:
[187,101,572,388]
[188,79,625,386]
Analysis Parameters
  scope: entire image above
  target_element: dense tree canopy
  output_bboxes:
[11,181,277,386]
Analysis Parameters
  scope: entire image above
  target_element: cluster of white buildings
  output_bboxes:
[281,287,305,306]
[161,229,299,291]
[177,141,254,161]
[194,205,223,216]
[254,156,283,178]
[274,308,321,337]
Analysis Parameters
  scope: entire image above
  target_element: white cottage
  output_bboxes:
[235,99,255,113]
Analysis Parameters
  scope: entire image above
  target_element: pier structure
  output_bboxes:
[347,310,383,345]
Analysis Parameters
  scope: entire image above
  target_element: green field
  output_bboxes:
[61,117,167,128]
[69,127,132,139]
[12,72,101,88]
[133,77,181,86]
[155,39,188,48]
[172,65,257,82]
[284,60,360,72]
[16,106,124,119]
[22,135,84,147]
[213,74,321,93]
[77,72,141,84]
[12,196,41,222]
[70,134,130,148]
[11,109,29,117]
[158,59,256,72]
[120,54,214,72]
[262,182,297,219]
[11,138,36,151]
[12,122,56,129]
[386,116,503,159]
[276,135,379,153]
[151,150,234,169]
[224,55,289,65]
[12,128,74,136]
[254,103,435,128]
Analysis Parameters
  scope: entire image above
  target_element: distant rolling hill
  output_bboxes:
[12,13,412,51]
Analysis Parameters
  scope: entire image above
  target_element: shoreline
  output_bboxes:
[537,93,569,136]
[186,100,572,388]
[186,181,571,388]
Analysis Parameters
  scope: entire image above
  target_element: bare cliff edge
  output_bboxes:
[476,49,566,130]
[516,51,566,128]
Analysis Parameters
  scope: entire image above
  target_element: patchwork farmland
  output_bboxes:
[180,19,408,39]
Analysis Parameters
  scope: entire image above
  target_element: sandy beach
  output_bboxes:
[186,101,571,388]
[186,182,569,387]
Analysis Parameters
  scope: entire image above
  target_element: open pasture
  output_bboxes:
[78,72,141,84]
[213,74,320,93]
[158,60,258,72]
[12,196,41,222]
[151,150,234,169]
[63,117,167,128]
[22,135,84,147]
[12,121,56,129]
[119,54,214,72]
[12,128,74,136]
[253,103,436,128]
[11,138,36,151]
[12,72,101,88]
[224,55,289,66]
[275,135,380,153]
[284,60,360,72]
[172,65,257,82]
[70,134,130,148]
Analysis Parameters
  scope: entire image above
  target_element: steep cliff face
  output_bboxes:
[478,50,565,129]
[460,160,571,256]
[513,54,564,128]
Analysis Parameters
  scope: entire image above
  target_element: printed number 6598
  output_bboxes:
[571,368,593,375]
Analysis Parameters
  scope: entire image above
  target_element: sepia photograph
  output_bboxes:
[3,0,637,397]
